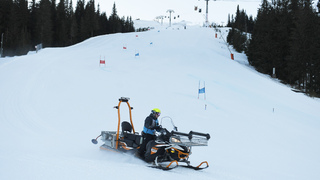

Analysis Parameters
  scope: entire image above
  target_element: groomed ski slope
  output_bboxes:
[1,21,320,180]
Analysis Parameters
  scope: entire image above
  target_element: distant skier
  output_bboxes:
[138,108,162,158]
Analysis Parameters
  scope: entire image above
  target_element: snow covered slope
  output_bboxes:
[1,22,320,180]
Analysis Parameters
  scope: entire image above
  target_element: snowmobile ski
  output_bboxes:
[149,160,209,171]
[149,165,177,171]
[180,161,209,170]
[149,160,179,170]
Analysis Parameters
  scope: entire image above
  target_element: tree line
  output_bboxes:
[0,0,135,57]
[227,0,320,97]
[227,5,254,52]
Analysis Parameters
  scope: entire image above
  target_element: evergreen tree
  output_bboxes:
[0,0,13,36]
[268,0,292,81]
[83,0,98,38]
[227,28,247,52]
[128,16,135,32]
[247,15,254,33]
[109,2,121,33]
[37,0,53,47]
[227,14,231,27]
[9,0,30,55]
[75,0,85,42]
[0,0,14,56]
[288,0,320,93]
[29,0,40,47]
[247,0,272,74]
[50,0,58,46]
[56,0,68,46]
[97,11,109,35]
[0,1,135,57]
[227,5,253,53]
[67,0,77,45]
[234,5,246,32]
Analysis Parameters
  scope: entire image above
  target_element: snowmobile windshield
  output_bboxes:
[160,116,178,131]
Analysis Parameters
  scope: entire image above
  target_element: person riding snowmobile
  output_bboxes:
[138,108,162,158]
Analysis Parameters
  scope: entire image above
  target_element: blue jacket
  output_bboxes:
[143,114,160,135]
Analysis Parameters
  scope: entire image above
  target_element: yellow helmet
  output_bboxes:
[152,108,161,114]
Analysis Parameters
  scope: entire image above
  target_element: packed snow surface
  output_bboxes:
[1,21,320,180]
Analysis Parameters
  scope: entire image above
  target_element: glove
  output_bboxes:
[155,125,162,131]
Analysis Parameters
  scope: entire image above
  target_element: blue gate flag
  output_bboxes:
[135,52,139,56]
[199,87,205,94]
[198,80,206,100]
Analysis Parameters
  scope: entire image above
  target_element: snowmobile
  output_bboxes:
[91,97,211,170]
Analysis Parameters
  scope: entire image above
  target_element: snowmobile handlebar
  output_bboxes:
[171,131,210,140]
[189,131,211,140]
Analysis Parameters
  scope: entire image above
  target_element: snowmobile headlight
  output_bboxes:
[171,137,181,143]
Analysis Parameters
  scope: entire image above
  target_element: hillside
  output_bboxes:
[0,22,320,180]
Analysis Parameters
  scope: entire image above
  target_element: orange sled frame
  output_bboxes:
[94,97,143,153]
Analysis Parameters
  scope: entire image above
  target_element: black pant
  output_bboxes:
[138,133,156,157]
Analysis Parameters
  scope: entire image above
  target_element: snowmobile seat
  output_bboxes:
[121,121,142,148]
[122,121,133,133]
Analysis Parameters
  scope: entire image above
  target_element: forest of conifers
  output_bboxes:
[227,0,320,97]
[0,0,134,56]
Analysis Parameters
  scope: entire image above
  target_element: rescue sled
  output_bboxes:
[91,97,211,170]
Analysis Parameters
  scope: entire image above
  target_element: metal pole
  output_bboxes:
[160,16,164,25]
[206,0,209,26]
[198,80,200,99]
[169,12,171,27]
[204,81,206,100]
[166,9,174,27]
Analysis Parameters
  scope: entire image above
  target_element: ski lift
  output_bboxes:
[194,6,198,11]
[199,8,202,13]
